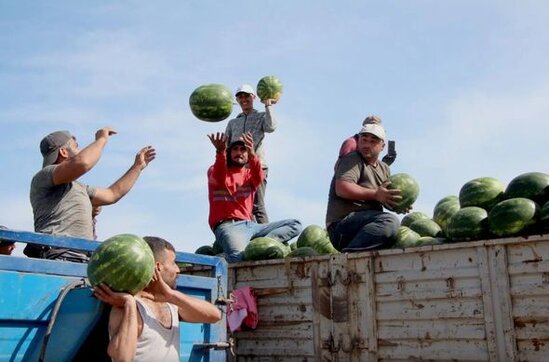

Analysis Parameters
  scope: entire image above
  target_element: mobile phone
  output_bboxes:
[388,140,396,154]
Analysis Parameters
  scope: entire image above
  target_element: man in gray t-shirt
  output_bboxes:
[27,127,156,262]
[325,123,402,252]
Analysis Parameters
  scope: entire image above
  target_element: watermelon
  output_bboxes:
[447,207,488,242]
[504,172,549,204]
[385,173,420,213]
[433,195,460,237]
[289,242,297,251]
[189,84,233,122]
[286,247,319,258]
[409,219,442,237]
[243,237,288,261]
[415,236,444,246]
[296,225,338,255]
[541,202,549,230]
[394,226,421,248]
[87,234,155,295]
[459,177,505,210]
[256,75,283,102]
[488,198,539,237]
[212,239,223,255]
[195,245,215,255]
[401,211,429,227]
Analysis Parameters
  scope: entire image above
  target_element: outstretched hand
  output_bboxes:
[95,127,117,141]
[241,132,255,157]
[208,132,227,153]
[135,146,156,170]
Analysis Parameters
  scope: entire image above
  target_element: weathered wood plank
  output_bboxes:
[377,339,489,361]
[378,319,486,340]
[375,266,480,283]
[375,248,479,273]
[376,298,485,321]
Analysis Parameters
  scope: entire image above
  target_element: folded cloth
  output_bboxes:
[226,286,258,332]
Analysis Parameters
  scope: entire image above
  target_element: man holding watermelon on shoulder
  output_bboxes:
[225,84,277,224]
[207,131,302,263]
[26,127,156,262]
[93,236,221,362]
[326,123,402,252]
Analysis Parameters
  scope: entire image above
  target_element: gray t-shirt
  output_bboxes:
[325,151,391,226]
[225,107,277,168]
[29,165,96,261]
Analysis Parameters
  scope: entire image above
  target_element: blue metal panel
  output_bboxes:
[0,229,228,361]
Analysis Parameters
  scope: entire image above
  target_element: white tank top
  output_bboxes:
[133,298,180,362]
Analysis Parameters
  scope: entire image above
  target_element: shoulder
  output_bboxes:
[31,165,56,187]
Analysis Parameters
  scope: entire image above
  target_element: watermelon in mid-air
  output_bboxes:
[256,75,283,102]
[87,234,155,295]
[189,84,233,122]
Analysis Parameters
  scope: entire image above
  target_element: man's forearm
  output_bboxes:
[167,289,221,323]
[335,180,378,201]
[263,106,277,132]
[108,299,138,362]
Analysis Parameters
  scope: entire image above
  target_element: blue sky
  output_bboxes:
[1,1,548,256]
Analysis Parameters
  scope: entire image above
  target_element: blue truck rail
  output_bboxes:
[0,228,228,362]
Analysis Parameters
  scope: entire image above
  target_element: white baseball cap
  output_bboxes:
[358,123,386,141]
[235,84,255,96]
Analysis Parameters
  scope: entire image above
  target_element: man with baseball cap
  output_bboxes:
[26,127,156,262]
[337,115,397,166]
[207,132,301,262]
[325,122,402,252]
[224,84,278,224]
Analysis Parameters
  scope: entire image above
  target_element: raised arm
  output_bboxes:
[261,98,278,133]
[207,132,228,184]
[92,146,156,206]
[53,127,116,185]
[148,268,221,323]
[93,284,140,362]
[242,132,264,189]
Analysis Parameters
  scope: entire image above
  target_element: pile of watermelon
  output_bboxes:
[195,224,338,261]
[394,172,548,248]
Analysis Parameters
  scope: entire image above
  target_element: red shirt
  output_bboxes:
[207,152,264,230]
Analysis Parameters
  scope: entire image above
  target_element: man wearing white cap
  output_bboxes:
[26,127,156,262]
[225,84,277,224]
[325,123,401,252]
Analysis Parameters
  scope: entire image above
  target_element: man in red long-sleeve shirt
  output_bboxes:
[207,132,302,262]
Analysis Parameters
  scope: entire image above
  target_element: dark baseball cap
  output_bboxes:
[40,130,73,167]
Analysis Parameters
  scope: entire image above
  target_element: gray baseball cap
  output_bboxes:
[40,130,73,167]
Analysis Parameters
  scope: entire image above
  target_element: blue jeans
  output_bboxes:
[214,219,302,263]
[328,210,399,252]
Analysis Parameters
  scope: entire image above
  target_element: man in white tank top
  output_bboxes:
[93,236,222,362]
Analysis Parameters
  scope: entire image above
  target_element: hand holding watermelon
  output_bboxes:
[256,75,283,103]
[375,183,404,212]
[93,283,135,308]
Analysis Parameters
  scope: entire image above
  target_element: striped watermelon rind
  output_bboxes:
[386,173,420,213]
[401,211,429,227]
[297,224,338,255]
[459,177,505,211]
[87,234,155,295]
[488,197,539,237]
[189,84,233,122]
[433,195,460,237]
[447,206,488,242]
[409,218,442,237]
[243,237,289,261]
[286,247,319,258]
[541,202,549,230]
[394,226,421,248]
[504,172,549,204]
[256,75,283,102]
